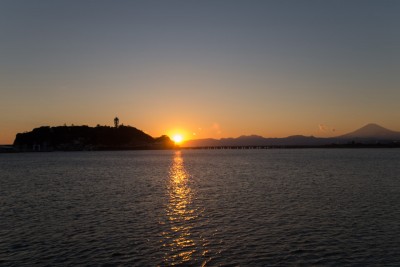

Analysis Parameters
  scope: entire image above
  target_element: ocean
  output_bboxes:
[1,149,399,266]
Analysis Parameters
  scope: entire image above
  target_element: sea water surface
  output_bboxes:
[1,149,400,266]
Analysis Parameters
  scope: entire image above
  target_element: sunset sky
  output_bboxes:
[1,0,399,144]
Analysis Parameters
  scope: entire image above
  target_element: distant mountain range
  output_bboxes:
[183,123,400,147]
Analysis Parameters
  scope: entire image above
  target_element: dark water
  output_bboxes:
[1,149,400,266]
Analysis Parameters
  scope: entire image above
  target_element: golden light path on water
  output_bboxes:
[162,151,208,266]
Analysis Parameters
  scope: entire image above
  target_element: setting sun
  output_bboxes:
[172,134,184,144]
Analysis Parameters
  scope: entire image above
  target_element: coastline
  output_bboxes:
[2,143,400,153]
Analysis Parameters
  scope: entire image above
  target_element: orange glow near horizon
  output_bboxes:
[166,128,192,144]
[172,134,184,144]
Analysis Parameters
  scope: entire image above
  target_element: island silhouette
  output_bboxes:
[13,119,175,152]
[7,122,400,152]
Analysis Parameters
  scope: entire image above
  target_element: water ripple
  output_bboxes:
[0,149,400,266]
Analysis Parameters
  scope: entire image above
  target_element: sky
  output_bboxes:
[1,0,399,144]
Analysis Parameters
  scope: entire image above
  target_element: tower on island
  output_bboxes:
[114,116,119,128]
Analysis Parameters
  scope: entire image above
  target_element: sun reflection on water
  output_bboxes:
[161,151,205,265]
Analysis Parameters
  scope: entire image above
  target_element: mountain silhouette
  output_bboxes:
[183,123,400,147]
[183,135,333,147]
[338,123,400,139]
